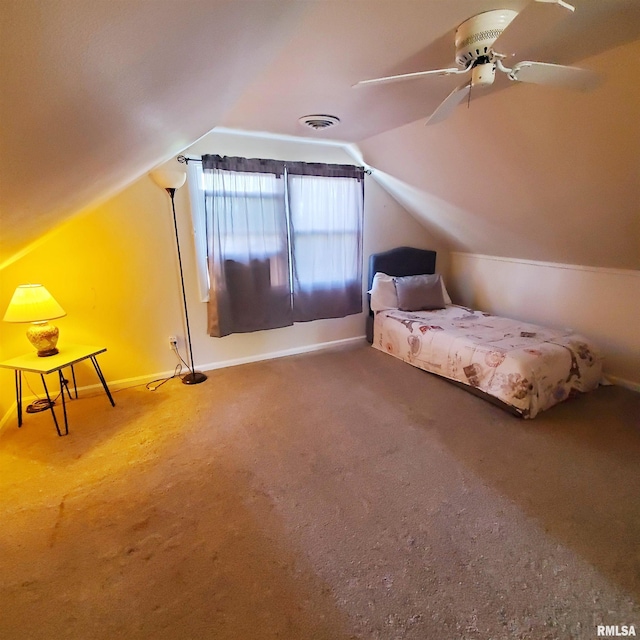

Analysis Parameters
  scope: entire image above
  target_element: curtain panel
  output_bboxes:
[201,155,364,337]
[203,155,292,337]
[287,171,364,322]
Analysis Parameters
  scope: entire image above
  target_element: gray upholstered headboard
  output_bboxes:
[366,247,437,343]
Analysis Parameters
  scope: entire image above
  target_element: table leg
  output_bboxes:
[61,369,73,400]
[58,370,69,436]
[90,356,115,407]
[15,370,23,428]
[70,364,79,398]
[40,374,65,437]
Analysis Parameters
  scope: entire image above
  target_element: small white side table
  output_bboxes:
[0,345,115,436]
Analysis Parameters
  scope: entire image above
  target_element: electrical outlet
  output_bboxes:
[168,336,178,350]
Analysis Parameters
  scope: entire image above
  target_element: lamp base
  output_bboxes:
[27,322,60,357]
[37,348,59,357]
[182,371,207,385]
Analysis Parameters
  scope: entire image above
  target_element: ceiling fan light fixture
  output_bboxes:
[298,114,340,130]
[471,61,496,87]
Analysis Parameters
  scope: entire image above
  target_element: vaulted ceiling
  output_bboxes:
[1,0,639,267]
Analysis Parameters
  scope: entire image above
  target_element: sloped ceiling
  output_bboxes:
[1,0,639,268]
[359,38,640,269]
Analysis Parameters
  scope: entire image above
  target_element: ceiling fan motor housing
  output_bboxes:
[454,9,517,68]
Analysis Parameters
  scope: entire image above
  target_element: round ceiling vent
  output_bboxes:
[298,114,340,130]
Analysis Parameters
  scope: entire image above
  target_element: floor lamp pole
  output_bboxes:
[166,187,207,385]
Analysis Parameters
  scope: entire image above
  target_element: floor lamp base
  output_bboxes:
[182,371,208,385]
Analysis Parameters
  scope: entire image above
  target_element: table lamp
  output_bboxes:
[3,284,66,356]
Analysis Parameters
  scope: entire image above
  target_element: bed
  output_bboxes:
[367,247,603,418]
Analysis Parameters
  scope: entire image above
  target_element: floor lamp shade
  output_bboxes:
[3,284,66,356]
[150,170,187,191]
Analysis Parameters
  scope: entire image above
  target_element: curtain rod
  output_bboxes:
[177,154,371,174]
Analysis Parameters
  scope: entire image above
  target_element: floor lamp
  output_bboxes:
[150,169,207,385]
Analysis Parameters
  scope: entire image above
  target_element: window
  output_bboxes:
[286,170,364,323]
[288,174,362,287]
[207,168,290,290]
[191,155,364,337]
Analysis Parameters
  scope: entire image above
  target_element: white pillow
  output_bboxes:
[370,271,452,310]
[369,272,398,311]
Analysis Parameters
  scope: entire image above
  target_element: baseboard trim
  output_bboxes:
[197,335,367,373]
[0,336,367,431]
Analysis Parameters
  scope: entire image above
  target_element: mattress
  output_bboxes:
[373,305,603,418]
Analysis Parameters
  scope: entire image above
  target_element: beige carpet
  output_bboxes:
[0,342,638,639]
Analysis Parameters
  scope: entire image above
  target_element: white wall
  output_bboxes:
[449,252,640,389]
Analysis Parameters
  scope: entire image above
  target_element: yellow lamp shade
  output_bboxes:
[3,284,66,323]
[3,285,66,356]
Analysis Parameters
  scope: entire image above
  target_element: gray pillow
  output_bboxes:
[395,274,446,311]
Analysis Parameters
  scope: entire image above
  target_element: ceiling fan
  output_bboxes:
[355,0,601,125]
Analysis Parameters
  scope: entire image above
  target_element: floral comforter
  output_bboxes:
[373,306,603,418]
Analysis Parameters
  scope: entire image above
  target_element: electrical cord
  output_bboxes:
[175,350,191,373]
[145,344,186,391]
[26,398,55,413]
[145,364,183,391]
[23,372,63,412]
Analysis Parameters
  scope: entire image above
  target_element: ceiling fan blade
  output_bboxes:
[354,67,466,88]
[509,61,601,91]
[493,0,575,59]
[425,81,471,126]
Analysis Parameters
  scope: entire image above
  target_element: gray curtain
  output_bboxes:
[203,155,293,337]
[202,156,364,336]
[286,162,364,322]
